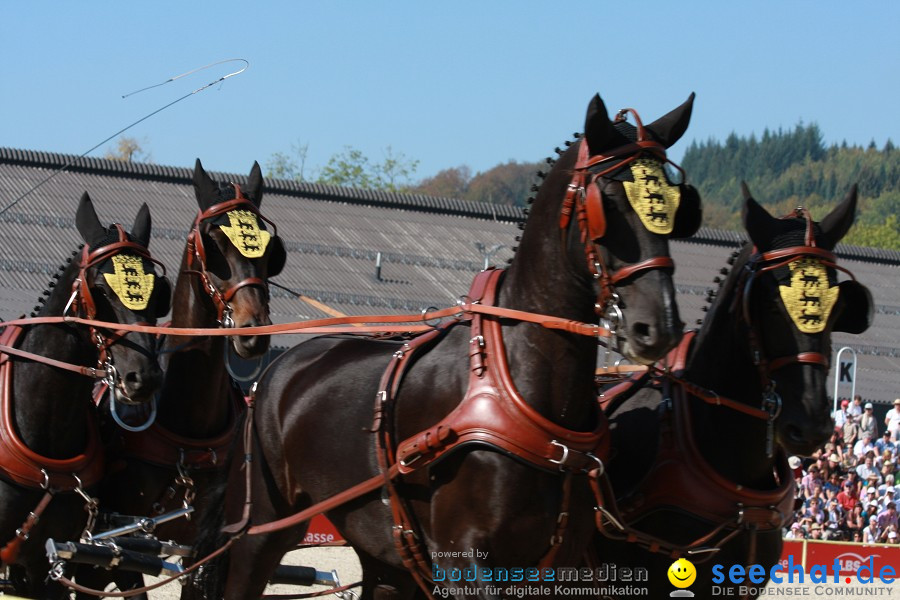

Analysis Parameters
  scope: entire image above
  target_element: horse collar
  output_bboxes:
[393,268,609,474]
[0,325,104,491]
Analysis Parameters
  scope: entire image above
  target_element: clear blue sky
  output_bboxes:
[3,2,898,184]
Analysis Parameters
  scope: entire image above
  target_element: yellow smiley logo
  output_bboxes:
[667,558,696,588]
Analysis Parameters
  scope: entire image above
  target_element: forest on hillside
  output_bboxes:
[680,124,900,249]
[257,126,900,250]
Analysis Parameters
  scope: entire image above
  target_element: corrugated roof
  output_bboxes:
[0,147,897,404]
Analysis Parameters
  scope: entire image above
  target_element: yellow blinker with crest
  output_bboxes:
[103,254,155,311]
[218,210,271,258]
[778,258,839,333]
[622,159,681,235]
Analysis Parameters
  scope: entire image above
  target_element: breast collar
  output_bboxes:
[394,267,609,474]
[0,325,104,491]
[599,333,795,557]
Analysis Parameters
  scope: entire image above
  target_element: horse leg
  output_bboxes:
[356,550,420,600]
[220,527,303,600]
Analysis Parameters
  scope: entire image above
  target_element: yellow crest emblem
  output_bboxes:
[103,254,155,311]
[218,210,271,258]
[622,159,681,235]
[778,258,839,333]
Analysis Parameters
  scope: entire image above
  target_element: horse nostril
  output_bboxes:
[632,322,652,343]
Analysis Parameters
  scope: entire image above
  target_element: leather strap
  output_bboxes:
[0,326,105,491]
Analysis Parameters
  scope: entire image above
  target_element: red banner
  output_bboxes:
[780,538,900,577]
[303,514,345,544]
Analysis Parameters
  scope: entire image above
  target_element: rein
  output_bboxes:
[0,301,615,343]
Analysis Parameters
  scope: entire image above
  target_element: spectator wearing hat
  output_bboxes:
[886,399,900,441]
[785,522,804,539]
[834,399,850,430]
[837,480,859,512]
[862,493,880,519]
[861,402,879,440]
[880,486,897,512]
[888,530,899,545]
[827,453,844,478]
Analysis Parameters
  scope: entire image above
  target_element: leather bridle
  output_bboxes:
[737,209,859,389]
[185,184,277,327]
[559,110,680,341]
[68,224,166,390]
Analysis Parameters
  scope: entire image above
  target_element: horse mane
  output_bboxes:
[30,244,84,318]
[506,134,582,266]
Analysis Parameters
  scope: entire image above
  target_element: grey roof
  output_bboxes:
[0,147,897,406]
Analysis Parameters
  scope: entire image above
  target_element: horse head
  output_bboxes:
[190,159,286,358]
[510,92,700,364]
[739,183,873,455]
[73,193,169,405]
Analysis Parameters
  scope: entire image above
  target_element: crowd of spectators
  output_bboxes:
[786,396,900,543]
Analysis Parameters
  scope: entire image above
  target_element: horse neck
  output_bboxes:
[157,247,232,437]
[13,256,94,456]
[682,247,775,487]
[498,144,599,431]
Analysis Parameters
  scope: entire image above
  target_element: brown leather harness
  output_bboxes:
[592,333,795,561]
[0,230,162,565]
[590,220,860,562]
[104,188,277,512]
[221,124,686,596]
[373,269,609,594]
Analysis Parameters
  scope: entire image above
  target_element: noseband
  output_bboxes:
[185,184,277,327]
[68,224,166,389]
[559,109,679,339]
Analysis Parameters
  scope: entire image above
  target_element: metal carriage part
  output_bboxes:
[89,506,194,540]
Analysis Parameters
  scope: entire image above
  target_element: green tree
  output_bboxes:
[265,141,309,181]
[414,166,472,198]
[105,136,152,162]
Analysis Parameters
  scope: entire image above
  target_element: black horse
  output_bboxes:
[594,185,873,598]
[0,194,169,598]
[186,92,702,600]
[75,160,285,598]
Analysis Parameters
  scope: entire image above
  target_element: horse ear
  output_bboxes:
[245,161,264,207]
[645,92,695,149]
[583,94,623,154]
[193,158,219,210]
[131,203,152,247]
[819,185,858,250]
[741,184,782,250]
[833,279,873,334]
[671,184,702,238]
[75,192,106,247]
